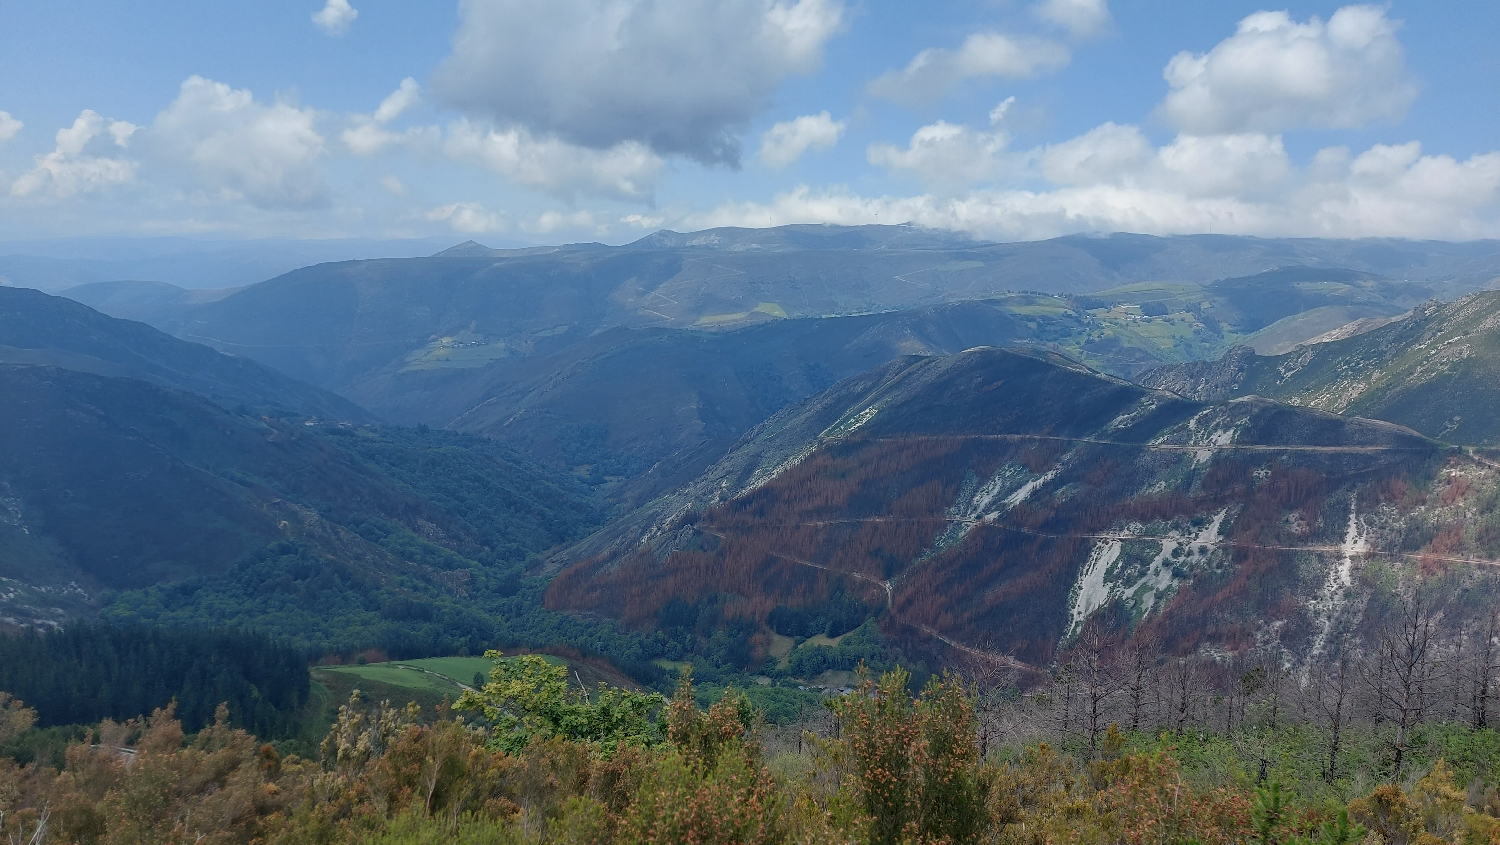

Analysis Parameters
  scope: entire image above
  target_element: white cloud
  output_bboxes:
[379,175,406,196]
[526,209,599,235]
[343,78,436,156]
[10,110,137,198]
[427,202,507,233]
[621,212,666,229]
[0,112,23,144]
[868,120,1013,192]
[1159,5,1417,134]
[1038,122,1153,186]
[758,111,845,168]
[150,76,326,208]
[431,0,845,166]
[444,119,665,201]
[870,32,1069,105]
[1033,0,1111,38]
[1155,133,1290,198]
[692,123,1500,241]
[1301,143,1500,239]
[373,78,420,124]
[312,0,358,36]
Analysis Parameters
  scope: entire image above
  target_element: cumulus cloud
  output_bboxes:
[343,78,436,156]
[1042,125,1290,194]
[10,110,137,198]
[1033,0,1111,38]
[868,120,1013,192]
[621,212,666,229]
[870,32,1069,105]
[150,76,327,208]
[1038,122,1153,186]
[373,78,420,124]
[427,202,507,234]
[312,0,358,36]
[0,112,21,144]
[444,119,665,201]
[758,111,845,168]
[692,118,1500,241]
[431,0,845,166]
[1300,143,1500,239]
[1159,5,1417,134]
[526,209,600,235]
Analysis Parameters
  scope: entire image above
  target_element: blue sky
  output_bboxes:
[0,0,1496,244]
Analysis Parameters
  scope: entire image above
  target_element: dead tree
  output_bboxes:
[1118,632,1160,732]
[1468,609,1500,730]
[1312,646,1356,783]
[1165,657,1202,734]
[959,641,1019,759]
[1069,619,1125,758]
[1048,664,1080,744]
[1366,593,1440,778]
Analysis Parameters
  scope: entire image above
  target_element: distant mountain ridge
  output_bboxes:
[68,230,1500,398]
[0,286,369,421]
[346,300,1036,505]
[1139,290,1500,446]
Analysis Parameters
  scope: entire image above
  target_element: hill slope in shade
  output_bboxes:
[60,280,238,324]
[0,286,369,421]
[340,267,1443,506]
[546,348,1491,668]
[0,365,600,636]
[1139,290,1500,446]
[0,235,455,291]
[347,300,1035,505]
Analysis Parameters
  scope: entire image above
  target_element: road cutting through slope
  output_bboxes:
[867,434,1439,453]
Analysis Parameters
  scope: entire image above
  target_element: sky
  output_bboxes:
[0,0,1497,246]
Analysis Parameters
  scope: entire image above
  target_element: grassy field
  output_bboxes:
[314,655,572,697]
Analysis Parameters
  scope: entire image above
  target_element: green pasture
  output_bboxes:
[314,654,568,696]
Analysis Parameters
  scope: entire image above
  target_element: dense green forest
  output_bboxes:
[0,625,308,736]
[95,427,673,684]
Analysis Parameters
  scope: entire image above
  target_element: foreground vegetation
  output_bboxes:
[6,648,1500,845]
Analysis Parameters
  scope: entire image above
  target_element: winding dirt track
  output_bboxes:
[868,433,1440,453]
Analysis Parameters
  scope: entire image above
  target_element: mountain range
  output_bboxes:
[6,225,1500,677]
[50,228,1497,511]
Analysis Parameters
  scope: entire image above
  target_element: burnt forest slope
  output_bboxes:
[546,347,1492,670]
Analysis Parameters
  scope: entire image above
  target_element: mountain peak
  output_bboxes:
[432,240,496,257]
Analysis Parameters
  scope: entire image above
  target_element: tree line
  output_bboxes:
[0,624,310,737]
